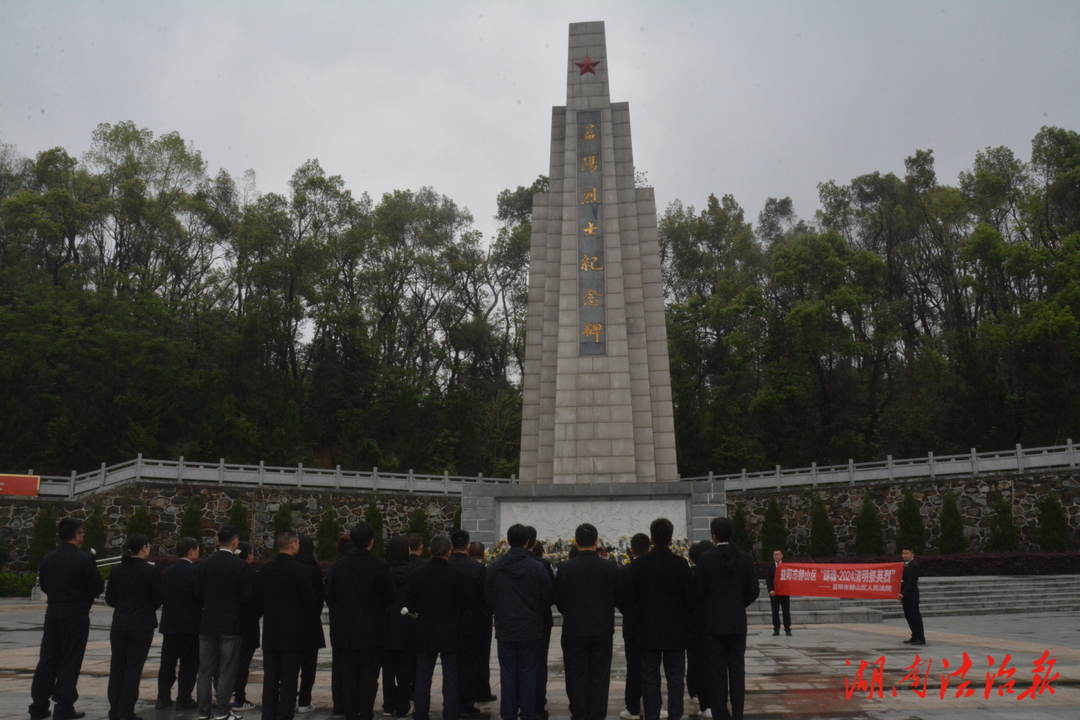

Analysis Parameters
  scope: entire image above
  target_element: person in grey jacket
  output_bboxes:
[106,533,165,720]
[484,524,552,720]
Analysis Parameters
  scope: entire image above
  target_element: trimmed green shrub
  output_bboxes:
[316,507,342,561]
[82,503,108,558]
[809,499,838,558]
[1036,493,1073,552]
[272,503,294,535]
[179,499,204,542]
[364,501,385,559]
[731,505,755,558]
[986,499,1022,552]
[854,498,886,556]
[938,492,969,554]
[125,502,156,542]
[227,499,252,542]
[406,507,432,556]
[28,506,57,572]
[0,571,37,597]
[0,529,13,569]
[896,492,926,555]
[760,498,788,556]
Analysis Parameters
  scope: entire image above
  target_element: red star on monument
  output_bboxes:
[576,55,600,75]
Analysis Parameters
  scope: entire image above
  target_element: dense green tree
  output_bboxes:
[315,507,342,561]
[896,492,926,555]
[27,506,57,572]
[179,499,204,542]
[808,499,839,558]
[1036,492,1073,552]
[853,498,886,556]
[731,506,755,558]
[82,503,109,558]
[273,503,294,535]
[937,493,969,554]
[986,499,1022,552]
[227,499,251,542]
[759,499,788,555]
[364,501,385,558]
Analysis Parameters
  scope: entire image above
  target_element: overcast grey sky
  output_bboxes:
[2,1,1078,242]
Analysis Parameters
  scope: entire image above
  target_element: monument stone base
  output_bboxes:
[460,480,726,548]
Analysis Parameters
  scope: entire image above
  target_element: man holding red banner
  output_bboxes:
[899,548,925,646]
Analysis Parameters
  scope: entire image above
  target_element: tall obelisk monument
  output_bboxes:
[519,21,677,484]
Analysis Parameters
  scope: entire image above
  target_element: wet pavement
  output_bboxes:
[1,598,1076,720]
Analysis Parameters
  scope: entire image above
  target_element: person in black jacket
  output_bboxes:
[258,530,318,720]
[524,528,555,720]
[618,533,651,720]
[325,522,396,720]
[485,524,552,720]
[447,530,487,717]
[899,548,925,645]
[381,537,417,719]
[231,542,261,711]
[467,541,495,705]
[409,535,469,720]
[692,518,759,720]
[553,523,619,720]
[29,517,105,720]
[106,533,165,720]
[195,526,255,720]
[331,536,354,716]
[684,540,713,716]
[632,519,692,720]
[295,536,326,713]
[157,537,202,710]
[765,550,791,637]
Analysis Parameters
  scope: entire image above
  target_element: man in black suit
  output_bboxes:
[618,533,651,720]
[448,530,486,716]
[553,523,619,720]
[106,533,165,720]
[30,517,105,720]
[326,522,396,720]
[409,535,469,720]
[524,527,555,720]
[157,537,202,709]
[632,519,692,720]
[765,550,792,636]
[899,548,925,645]
[467,542,496,704]
[257,530,318,720]
[692,518,759,720]
[195,526,255,720]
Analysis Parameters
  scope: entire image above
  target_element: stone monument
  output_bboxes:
[461,22,725,546]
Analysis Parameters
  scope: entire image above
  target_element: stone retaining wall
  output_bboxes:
[728,470,1080,557]
[0,482,457,571]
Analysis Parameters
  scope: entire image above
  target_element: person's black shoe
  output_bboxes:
[772,629,780,636]
[903,638,915,644]
[176,700,199,711]
[29,713,51,720]
[478,696,497,704]
[460,707,481,717]
[54,713,86,720]
[535,711,549,720]
[785,629,792,636]
[910,638,926,645]
[156,700,174,710]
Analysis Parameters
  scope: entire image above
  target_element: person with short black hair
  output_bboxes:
[465,541,495,703]
[295,536,326,713]
[327,521,396,720]
[525,527,556,720]
[407,533,426,566]
[485,524,552,720]
[381,537,417,719]
[766,550,791,637]
[158,537,203,710]
[258,530,318,720]
[230,541,261,711]
[29,517,105,720]
[554,523,619,720]
[195,526,255,720]
[684,540,713,714]
[693,518,759,720]
[618,533,651,720]
[448,529,488,716]
[899,548,925,645]
[106,533,164,720]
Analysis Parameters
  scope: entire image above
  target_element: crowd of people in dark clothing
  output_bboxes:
[28,514,763,720]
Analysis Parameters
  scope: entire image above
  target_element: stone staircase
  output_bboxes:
[836,574,1080,619]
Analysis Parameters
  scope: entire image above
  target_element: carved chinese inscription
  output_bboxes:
[577,110,605,356]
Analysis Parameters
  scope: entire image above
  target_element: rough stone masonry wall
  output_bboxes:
[0,482,457,571]
[727,470,1080,557]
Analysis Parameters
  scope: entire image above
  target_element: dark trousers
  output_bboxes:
[701,634,747,720]
[158,633,200,703]
[415,651,460,720]
[298,649,318,707]
[262,650,303,720]
[381,647,416,717]
[458,634,482,707]
[640,649,684,720]
[478,618,493,699]
[496,638,542,720]
[331,649,344,715]
[560,634,613,720]
[29,610,91,719]
[685,634,707,711]
[535,626,552,713]
[198,634,242,717]
[902,595,924,641]
[108,628,154,720]
[339,647,384,720]
[623,638,642,715]
[770,595,791,631]
[234,641,258,704]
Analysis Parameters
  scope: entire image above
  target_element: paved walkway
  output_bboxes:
[1,598,1076,719]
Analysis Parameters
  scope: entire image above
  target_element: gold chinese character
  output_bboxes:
[580,254,604,271]
[581,155,598,172]
[581,187,598,204]
[582,124,597,141]
[583,221,599,235]
[581,323,603,342]
[581,290,603,306]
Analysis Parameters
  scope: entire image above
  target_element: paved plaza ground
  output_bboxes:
[1,598,1076,720]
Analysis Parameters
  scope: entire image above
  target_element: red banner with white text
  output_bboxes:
[773,562,903,600]
[0,474,40,496]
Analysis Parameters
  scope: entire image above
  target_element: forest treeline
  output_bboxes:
[1,122,1078,477]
